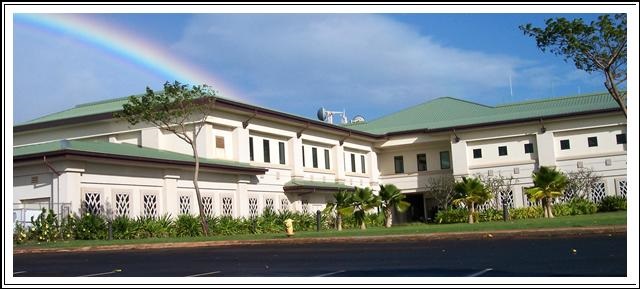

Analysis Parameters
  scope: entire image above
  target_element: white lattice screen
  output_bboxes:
[143,194,158,218]
[248,197,259,217]
[222,197,233,217]
[179,196,191,215]
[84,192,101,215]
[114,193,130,217]
[202,196,214,218]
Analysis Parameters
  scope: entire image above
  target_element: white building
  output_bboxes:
[13,92,627,223]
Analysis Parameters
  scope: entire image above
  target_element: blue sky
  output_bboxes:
[13,12,621,124]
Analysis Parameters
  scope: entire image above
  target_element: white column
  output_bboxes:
[450,140,469,177]
[335,144,346,183]
[290,137,304,179]
[536,131,556,167]
[233,126,250,162]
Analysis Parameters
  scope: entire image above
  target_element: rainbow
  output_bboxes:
[14,13,243,100]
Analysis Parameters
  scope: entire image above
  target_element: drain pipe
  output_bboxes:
[43,156,61,213]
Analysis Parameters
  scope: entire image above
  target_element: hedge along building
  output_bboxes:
[13,92,627,222]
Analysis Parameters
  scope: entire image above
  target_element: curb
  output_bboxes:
[14,225,626,255]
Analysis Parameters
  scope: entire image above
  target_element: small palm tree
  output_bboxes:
[452,177,492,224]
[350,187,381,230]
[526,166,568,218]
[323,190,354,231]
[378,184,411,228]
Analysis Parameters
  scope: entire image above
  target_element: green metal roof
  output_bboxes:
[344,92,621,134]
[284,179,353,190]
[14,140,264,172]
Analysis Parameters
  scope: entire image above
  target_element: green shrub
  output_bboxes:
[29,208,61,242]
[598,196,627,212]
[174,214,202,237]
[436,208,477,224]
[75,213,108,240]
[510,206,544,220]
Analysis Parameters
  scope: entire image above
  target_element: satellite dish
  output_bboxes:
[316,107,327,121]
[352,115,366,123]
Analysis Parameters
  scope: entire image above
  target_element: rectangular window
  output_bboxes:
[263,139,270,163]
[616,133,626,144]
[324,149,330,170]
[588,136,598,147]
[417,153,427,171]
[361,155,366,174]
[473,149,482,159]
[279,142,286,164]
[560,139,570,150]
[302,146,306,167]
[498,146,508,156]
[440,151,451,170]
[524,143,534,154]
[215,136,225,149]
[249,137,254,161]
[394,156,404,174]
[312,147,318,168]
[350,153,356,173]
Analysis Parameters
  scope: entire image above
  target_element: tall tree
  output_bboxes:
[378,184,411,228]
[520,14,627,117]
[323,190,354,231]
[526,166,568,219]
[452,177,492,224]
[118,81,215,236]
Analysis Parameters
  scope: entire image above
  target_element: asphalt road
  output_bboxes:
[13,233,626,277]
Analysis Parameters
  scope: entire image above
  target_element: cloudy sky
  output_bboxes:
[12,8,621,124]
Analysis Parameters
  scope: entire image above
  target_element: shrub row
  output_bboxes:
[14,208,385,244]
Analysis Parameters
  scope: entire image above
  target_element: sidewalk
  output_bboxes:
[13,224,626,255]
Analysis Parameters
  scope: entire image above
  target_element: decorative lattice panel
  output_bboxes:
[617,180,627,198]
[179,196,191,215]
[143,194,158,218]
[249,197,259,218]
[500,191,514,208]
[280,199,289,212]
[301,200,309,214]
[590,182,607,203]
[84,192,101,215]
[264,198,274,212]
[222,197,233,217]
[114,193,130,217]
[202,196,214,218]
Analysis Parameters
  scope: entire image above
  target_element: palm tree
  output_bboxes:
[323,190,354,231]
[452,177,492,224]
[378,184,411,228]
[526,166,568,218]
[350,187,381,230]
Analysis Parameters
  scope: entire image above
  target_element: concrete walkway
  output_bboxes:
[13,225,626,255]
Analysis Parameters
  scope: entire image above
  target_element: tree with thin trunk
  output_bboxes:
[378,184,410,228]
[520,14,627,118]
[117,81,215,236]
[350,187,381,230]
[526,166,568,219]
[452,177,492,224]
[323,190,353,231]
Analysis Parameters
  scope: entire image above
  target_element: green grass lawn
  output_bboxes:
[15,211,626,250]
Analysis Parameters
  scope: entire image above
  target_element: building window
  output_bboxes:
[361,155,366,174]
[179,195,191,215]
[588,136,598,147]
[524,143,534,154]
[417,153,427,171]
[312,147,318,168]
[324,149,331,170]
[302,146,306,167]
[498,146,508,156]
[351,153,356,173]
[263,139,270,163]
[249,137,254,161]
[394,156,404,174]
[279,142,286,164]
[440,151,451,169]
[560,139,570,150]
[114,193,130,217]
[473,149,482,159]
[215,136,225,149]
[616,133,626,144]
[142,194,158,218]
[202,196,214,218]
